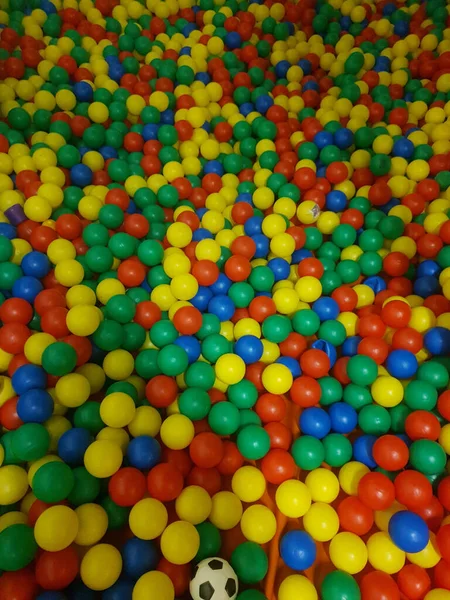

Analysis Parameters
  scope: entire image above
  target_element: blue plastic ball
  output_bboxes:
[11,364,47,394]
[424,327,450,356]
[328,402,358,434]
[127,435,161,470]
[102,579,133,600]
[57,427,92,465]
[386,349,418,379]
[16,389,54,423]
[70,164,93,187]
[12,276,43,302]
[21,251,51,278]
[174,335,201,363]
[280,530,317,571]
[388,510,429,553]
[299,407,331,439]
[234,335,263,364]
[353,434,377,468]
[312,297,339,321]
[208,295,235,321]
[122,537,160,580]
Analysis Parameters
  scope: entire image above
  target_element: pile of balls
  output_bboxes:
[2,0,450,597]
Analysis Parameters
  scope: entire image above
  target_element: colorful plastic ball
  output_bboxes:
[278,575,318,600]
[386,350,418,379]
[175,486,212,525]
[0,524,37,571]
[321,571,360,600]
[84,440,123,478]
[275,480,311,518]
[367,532,406,574]
[133,571,174,600]
[34,506,78,552]
[230,542,268,585]
[160,521,200,565]
[280,530,316,571]
[232,466,266,503]
[127,435,161,470]
[241,504,277,544]
[122,537,159,580]
[329,532,368,574]
[388,511,430,553]
[80,544,122,591]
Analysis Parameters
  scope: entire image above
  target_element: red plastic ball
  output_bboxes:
[216,441,244,475]
[260,448,295,484]
[189,432,224,469]
[0,569,37,600]
[35,547,79,590]
[337,496,374,535]
[394,470,433,510]
[187,466,222,496]
[108,467,147,507]
[372,435,409,471]
[361,571,400,600]
[145,375,178,408]
[405,410,441,441]
[397,565,431,600]
[147,463,184,502]
[172,306,202,335]
[358,471,395,510]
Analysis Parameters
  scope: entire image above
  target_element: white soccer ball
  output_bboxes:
[190,557,239,600]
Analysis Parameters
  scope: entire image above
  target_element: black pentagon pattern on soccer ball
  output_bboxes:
[199,581,215,600]
[208,559,224,570]
[226,577,237,597]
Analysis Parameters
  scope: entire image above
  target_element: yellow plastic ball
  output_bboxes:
[55,373,90,408]
[103,349,134,380]
[175,485,212,524]
[305,468,340,503]
[297,200,320,224]
[84,440,123,478]
[160,520,200,565]
[66,284,97,308]
[100,392,136,428]
[329,532,368,574]
[232,466,266,503]
[81,544,122,591]
[371,376,404,408]
[295,276,322,302]
[367,531,405,574]
[76,363,105,394]
[133,571,175,600]
[54,258,84,286]
[47,239,76,264]
[424,591,450,600]
[128,406,162,438]
[166,222,192,248]
[0,465,29,504]
[160,414,194,450]
[240,504,277,544]
[407,534,441,568]
[170,273,198,301]
[215,353,246,385]
[34,505,79,551]
[129,498,168,540]
[74,503,108,546]
[278,575,318,600]
[66,305,100,336]
[209,491,243,530]
[275,479,311,518]
[262,363,293,394]
[303,502,340,542]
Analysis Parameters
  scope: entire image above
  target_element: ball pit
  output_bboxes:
[2,0,450,598]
